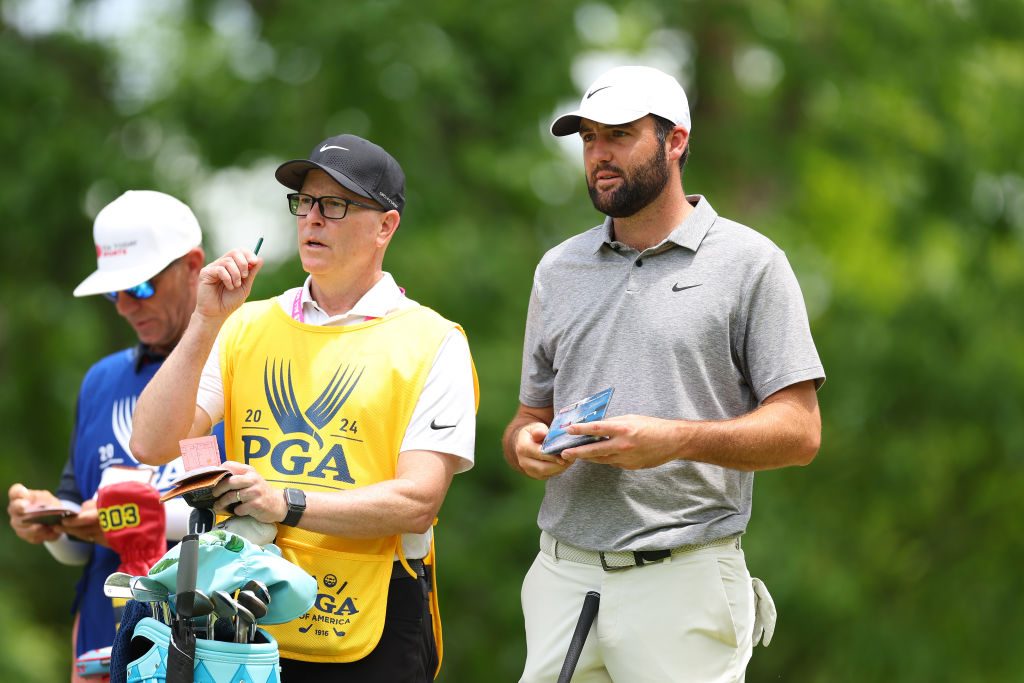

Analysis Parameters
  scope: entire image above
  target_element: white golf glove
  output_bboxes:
[751,577,777,647]
[215,514,278,546]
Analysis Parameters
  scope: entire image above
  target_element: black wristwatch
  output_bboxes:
[281,488,306,527]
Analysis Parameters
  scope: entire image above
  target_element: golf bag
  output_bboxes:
[124,617,280,683]
[108,528,316,683]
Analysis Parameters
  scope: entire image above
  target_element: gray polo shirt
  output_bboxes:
[520,195,825,552]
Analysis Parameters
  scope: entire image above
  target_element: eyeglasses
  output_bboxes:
[286,193,385,220]
[103,280,156,303]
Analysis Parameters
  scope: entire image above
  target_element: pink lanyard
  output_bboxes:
[291,289,305,323]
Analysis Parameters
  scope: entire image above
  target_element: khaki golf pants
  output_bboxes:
[520,537,755,683]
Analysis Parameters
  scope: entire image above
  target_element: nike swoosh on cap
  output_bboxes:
[586,85,612,99]
[320,145,349,152]
[672,283,702,292]
[430,419,456,430]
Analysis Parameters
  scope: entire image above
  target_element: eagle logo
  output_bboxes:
[111,395,135,463]
[263,359,364,448]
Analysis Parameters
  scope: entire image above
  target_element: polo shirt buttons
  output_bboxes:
[635,259,643,267]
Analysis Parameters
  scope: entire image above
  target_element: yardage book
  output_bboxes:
[541,387,615,455]
[22,505,78,526]
[159,436,229,507]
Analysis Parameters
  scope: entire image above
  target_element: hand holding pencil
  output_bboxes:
[196,237,265,321]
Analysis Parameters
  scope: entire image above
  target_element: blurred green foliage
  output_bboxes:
[2,0,1022,680]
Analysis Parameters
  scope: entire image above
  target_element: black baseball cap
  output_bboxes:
[275,134,406,214]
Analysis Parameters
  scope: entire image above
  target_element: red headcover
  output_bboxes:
[97,481,166,576]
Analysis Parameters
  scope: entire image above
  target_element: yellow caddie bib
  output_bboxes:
[219,300,469,664]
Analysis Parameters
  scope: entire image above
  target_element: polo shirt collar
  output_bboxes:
[584,220,615,254]
[591,194,718,254]
[666,195,717,252]
[300,272,405,319]
[132,344,166,373]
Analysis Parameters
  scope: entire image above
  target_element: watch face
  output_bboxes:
[285,488,306,508]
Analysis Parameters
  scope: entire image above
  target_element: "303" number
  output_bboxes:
[98,503,140,532]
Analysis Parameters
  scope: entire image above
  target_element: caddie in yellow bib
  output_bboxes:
[220,301,466,662]
[128,132,479,681]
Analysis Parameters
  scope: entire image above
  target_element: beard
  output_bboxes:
[587,143,671,218]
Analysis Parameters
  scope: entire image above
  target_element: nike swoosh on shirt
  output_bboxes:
[672,283,703,292]
[320,145,349,152]
[430,419,457,430]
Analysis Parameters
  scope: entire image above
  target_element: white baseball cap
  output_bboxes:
[73,190,202,297]
[550,65,691,137]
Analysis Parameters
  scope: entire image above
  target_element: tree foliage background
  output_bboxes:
[1,0,1022,680]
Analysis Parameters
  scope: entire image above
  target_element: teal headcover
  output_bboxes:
[148,529,316,625]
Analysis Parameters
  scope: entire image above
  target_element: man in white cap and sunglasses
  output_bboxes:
[7,190,212,680]
[503,66,826,681]
[131,134,478,681]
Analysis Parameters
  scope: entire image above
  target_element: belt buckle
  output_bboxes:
[599,549,672,571]
[599,552,629,572]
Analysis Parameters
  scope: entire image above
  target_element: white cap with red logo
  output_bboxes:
[73,190,201,297]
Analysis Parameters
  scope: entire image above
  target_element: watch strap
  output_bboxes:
[281,488,306,527]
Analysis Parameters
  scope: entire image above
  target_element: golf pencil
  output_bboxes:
[253,237,264,255]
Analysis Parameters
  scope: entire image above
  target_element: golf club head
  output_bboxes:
[241,579,271,605]
[211,591,236,615]
[102,572,134,599]
[130,576,169,622]
[190,590,215,619]
[211,590,240,643]
[211,591,238,619]
[176,586,214,617]
[237,589,268,622]
[237,589,268,644]
[131,576,168,600]
[190,589,215,640]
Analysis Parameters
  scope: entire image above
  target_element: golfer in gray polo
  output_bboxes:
[503,65,825,682]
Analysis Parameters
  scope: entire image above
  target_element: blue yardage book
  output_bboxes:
[541,387,615,455]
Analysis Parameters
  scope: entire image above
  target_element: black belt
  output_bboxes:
[391,558,426,580]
